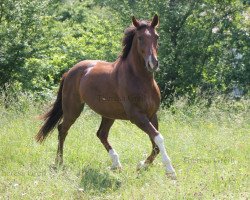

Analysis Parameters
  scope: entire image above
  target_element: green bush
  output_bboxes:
[0,0,249,104]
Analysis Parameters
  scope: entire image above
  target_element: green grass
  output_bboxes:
[0,98,249,199]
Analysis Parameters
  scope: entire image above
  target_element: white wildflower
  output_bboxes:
[212,27,219,33]
[235,53,243,60]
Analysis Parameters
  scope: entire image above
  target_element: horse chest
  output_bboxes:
[142,90,160,115]
[128,84,160,117]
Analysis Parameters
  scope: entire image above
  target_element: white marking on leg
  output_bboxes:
[154,134,176,177]
[137,160,149,171]
[108,149,122,169]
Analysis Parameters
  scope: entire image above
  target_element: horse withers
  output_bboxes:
[36,14,177,179]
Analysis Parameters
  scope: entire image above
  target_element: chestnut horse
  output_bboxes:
[36,14,176,179]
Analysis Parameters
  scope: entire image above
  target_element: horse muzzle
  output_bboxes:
[146,55,159,72]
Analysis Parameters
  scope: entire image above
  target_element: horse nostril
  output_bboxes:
[147,61,150,67]
[155,60,159,67]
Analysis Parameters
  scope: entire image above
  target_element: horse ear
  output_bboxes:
[132,16,140,28]
[151,14,159,28]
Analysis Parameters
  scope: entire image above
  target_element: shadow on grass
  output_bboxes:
[79,167,122,193]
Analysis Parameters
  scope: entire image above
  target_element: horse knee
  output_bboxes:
[96,129,105,140]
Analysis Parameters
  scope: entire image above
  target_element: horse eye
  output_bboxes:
[138,36,143,42]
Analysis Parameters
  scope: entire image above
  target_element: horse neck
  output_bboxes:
[126,40,154,80]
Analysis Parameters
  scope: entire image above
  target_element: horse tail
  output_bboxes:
[36,73,67,143]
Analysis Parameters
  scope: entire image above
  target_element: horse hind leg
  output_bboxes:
[55,100,84,166]
[96,117,122,170]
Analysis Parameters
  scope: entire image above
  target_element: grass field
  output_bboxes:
[0,97,249,199]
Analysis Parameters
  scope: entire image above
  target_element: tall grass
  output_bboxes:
[0,92,249,199]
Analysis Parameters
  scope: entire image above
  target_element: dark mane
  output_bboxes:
[120,20,151,60]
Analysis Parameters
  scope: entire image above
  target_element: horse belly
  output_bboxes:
[79,74,128,120]
[87,97,128,119]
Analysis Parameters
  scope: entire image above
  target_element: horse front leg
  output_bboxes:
[137,114,160,170]
[129,110,177,179]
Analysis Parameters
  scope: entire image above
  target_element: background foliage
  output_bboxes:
[0,0,249,103]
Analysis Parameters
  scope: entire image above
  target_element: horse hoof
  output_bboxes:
[137,160,149,171]
[166,172,177,180]
[109,164,122,171]
[55,157,63,167]
[50,163,65,172]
